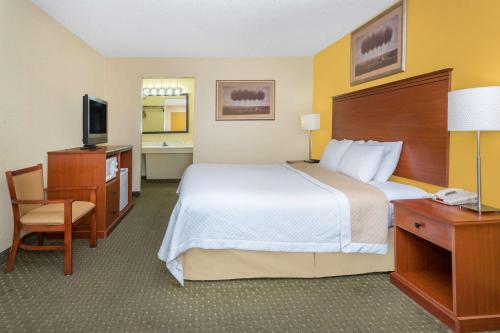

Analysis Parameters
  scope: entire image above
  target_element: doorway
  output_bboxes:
[140,78,195,181]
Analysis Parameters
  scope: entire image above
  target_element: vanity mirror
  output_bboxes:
[142,94,188,133]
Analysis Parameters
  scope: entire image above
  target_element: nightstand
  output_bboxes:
[391,199,500,333]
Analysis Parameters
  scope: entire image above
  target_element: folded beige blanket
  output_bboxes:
[289,163,389,249]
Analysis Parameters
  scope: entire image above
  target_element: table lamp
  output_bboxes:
[448,86,500,213]
[301,113,320,163]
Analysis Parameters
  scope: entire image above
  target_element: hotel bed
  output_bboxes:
[158,69,452,285]
[158,163,428,284]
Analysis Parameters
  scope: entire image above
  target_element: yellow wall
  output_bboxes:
[141,78,195,143]
[313,0,500,206]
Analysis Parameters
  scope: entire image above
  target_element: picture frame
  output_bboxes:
[350,1,406,86]
[216,80,275,121]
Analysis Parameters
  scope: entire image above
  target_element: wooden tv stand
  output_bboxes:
[47,145,134,239]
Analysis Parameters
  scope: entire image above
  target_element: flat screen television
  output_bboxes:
[83,94,108,148]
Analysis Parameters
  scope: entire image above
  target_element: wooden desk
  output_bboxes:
[47,145,134,239]
[391,199,500,333]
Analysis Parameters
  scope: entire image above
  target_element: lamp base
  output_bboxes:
[460,203,500,213]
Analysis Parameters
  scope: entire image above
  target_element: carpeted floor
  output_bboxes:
[0,181,458,332]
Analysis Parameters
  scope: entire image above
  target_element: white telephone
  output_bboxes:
[432,188,477,206]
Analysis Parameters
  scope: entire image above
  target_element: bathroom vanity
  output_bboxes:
[142,141,193,180]
[141,89,193,179]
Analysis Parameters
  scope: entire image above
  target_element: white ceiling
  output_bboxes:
[32,0,397,57]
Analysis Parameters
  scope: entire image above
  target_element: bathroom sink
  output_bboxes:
[142,141,193,179]
[142,141,193,154]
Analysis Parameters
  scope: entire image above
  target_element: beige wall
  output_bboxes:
[0,0,105,252]
[105,58,313,192]
[0,2,313,253]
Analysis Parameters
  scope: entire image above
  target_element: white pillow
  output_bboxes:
[319,139,353,171]
[337,144,387,182]
[366,140,403,182]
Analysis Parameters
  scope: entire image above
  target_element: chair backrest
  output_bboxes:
[5,164,44,217]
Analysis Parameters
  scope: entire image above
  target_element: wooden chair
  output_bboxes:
[5,164,97,275]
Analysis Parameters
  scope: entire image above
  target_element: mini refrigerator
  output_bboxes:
[119,168,128,211]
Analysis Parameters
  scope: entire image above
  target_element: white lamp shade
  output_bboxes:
[301,113,320,131]
[448,86,500,131]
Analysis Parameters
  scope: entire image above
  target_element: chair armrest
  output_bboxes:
[45,186,98,192]
[45,186,98,205]
[12,199,74,205]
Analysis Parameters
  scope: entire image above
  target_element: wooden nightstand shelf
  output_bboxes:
[391,199,500,333]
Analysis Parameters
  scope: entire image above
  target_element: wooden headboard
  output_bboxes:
[332,69,452,186]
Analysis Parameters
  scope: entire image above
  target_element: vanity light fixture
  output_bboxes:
[143,81,184,97]
[173,80,182,95]
[158,84,166,96]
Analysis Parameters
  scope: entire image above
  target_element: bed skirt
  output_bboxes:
[182,228,394,281]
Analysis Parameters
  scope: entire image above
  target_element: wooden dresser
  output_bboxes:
[391,199,500,333]
[47,145,133,239]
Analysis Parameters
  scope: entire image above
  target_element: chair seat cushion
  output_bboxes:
[20,201,95,225]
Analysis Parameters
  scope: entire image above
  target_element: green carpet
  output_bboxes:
[0,181,456,332]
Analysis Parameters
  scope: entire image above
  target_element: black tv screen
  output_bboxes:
[83,95,108,147]
[89,99,107,134]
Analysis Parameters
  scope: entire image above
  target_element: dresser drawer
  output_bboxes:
[106,179,119,226]
[395,208,452,250]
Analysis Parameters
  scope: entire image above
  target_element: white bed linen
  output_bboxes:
[158,164,388,285]
[370,181,430,226]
